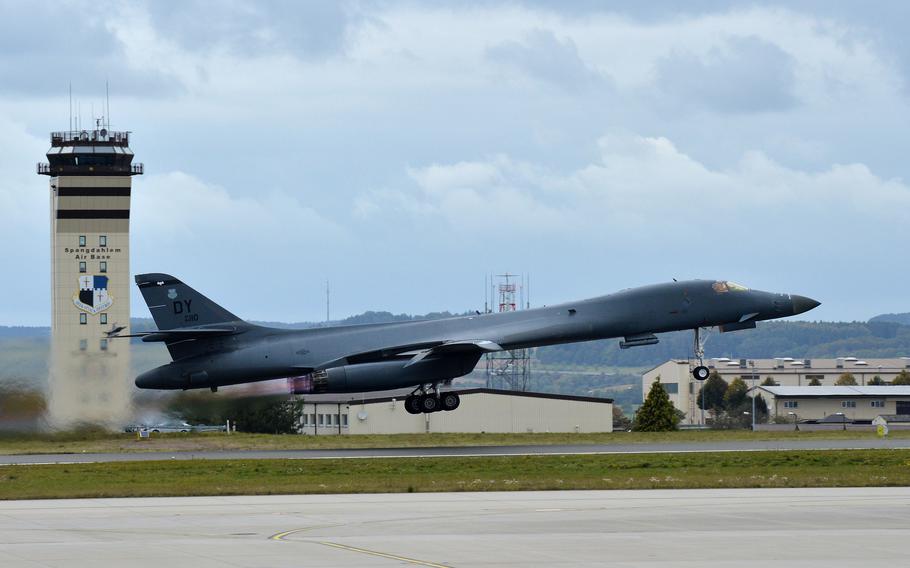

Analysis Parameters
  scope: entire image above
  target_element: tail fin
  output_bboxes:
[134,273,242,330]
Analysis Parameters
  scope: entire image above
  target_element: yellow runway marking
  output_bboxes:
[269,524,342,541]
[317,541,453,568]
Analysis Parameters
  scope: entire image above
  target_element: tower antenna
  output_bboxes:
[68,83,72,132]
[484,274,488,314]
[106,80,110,130]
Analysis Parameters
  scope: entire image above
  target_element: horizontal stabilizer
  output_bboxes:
[110,327,241,343]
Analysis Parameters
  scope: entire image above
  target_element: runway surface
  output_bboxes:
[2,437,910,464]
[0,488,907,567]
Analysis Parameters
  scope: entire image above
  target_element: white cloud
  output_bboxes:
[2,3,910,323]
[362,131,910,267]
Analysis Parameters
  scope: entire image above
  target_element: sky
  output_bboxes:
[1,0,908,325]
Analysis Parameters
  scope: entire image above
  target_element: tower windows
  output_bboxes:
[100,339,108,351]
[100,261,107,273]
[79,339,87,351]
[99,235,107,247]
[79,235,86,247]
[79,261,86,273]
[79,313,87,325]
[100,313,108,325]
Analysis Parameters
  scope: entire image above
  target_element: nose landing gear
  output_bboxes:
[691,327,711,381]
[404,385,460,414]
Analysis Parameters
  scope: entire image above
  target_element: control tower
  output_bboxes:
[38,125,142,428]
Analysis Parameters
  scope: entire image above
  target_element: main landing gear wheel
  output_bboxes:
[419,395,440,413]
[692,366,710,381]
[404,395,422,415]
[440,392,460,411]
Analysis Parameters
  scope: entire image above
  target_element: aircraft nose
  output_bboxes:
[791,295,821,315]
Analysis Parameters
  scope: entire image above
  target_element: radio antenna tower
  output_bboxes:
[484,272,532,391]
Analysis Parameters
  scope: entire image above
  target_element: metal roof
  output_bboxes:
[297,387,614,405]
[755,386,910,397]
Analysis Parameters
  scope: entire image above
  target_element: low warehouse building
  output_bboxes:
[644,357,910,424]
[298,388,613,435]
[756,386,910,422]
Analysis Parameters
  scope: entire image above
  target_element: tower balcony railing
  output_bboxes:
[50,130,131,146]
[37,162,144,176]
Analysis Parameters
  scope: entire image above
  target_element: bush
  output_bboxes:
[232,398,304,434]
[633,378,679,432]
[612,406,632,430]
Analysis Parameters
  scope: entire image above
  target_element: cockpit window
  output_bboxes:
[713,281,749,293]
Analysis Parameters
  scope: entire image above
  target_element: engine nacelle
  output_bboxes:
[309,354,480,393]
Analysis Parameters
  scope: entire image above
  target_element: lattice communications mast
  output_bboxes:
[485,273,532,391]
[38,123,143,428]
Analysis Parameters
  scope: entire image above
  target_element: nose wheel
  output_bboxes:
[692,365,710,381]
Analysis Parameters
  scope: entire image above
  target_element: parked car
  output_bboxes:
[148,421,193,433]
[125,422,227,433]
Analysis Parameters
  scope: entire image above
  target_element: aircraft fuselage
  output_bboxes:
[133,279,819,393]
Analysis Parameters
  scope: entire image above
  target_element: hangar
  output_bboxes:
[297,388,613,435]
[756,385,910,423]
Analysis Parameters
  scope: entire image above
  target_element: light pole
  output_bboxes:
[788,411,799,431]
[749,360,756,431]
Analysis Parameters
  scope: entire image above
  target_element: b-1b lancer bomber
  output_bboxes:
[124,274,819,414]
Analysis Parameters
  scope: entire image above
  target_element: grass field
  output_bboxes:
[0,429,907,455]
[0,449,907,500]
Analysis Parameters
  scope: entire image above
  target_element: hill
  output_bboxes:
[870,313,910,326]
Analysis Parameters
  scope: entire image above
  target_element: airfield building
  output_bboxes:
[756,385,910,423]
[38,126,142,427]
[296,388,614,435]
[644,357,910,425]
